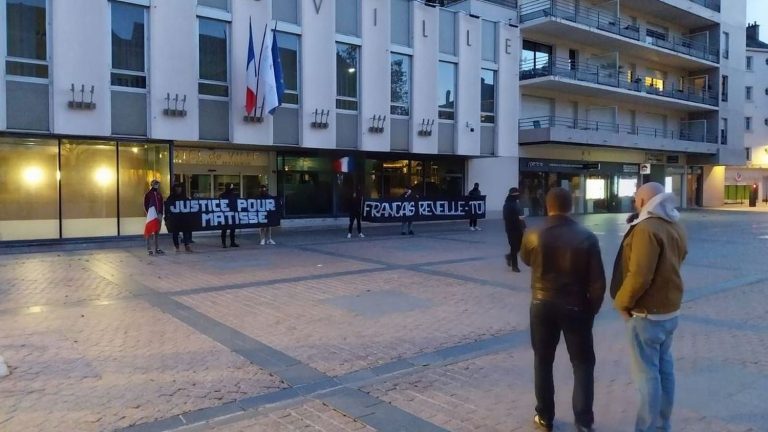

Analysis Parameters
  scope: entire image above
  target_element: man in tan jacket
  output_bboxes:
[612,182,687,432]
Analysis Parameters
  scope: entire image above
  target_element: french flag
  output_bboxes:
[144,206,161,238]
[334,157,353,173]
[245,19,257,115]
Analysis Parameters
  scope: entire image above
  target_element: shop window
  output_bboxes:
[117,143,170,235]
[60,141,119,238]
[278,155,333,217]
[586,178,607,200]
[0,138,59,240]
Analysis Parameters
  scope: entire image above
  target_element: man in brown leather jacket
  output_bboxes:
[521,187,606,432]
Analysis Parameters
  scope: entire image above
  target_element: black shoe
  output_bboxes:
[230,242,240,247]
[408,231,414,235]
[401,232,406,235]
[533,414,553,431]
[222,243,228,248]
[511,266,521,273]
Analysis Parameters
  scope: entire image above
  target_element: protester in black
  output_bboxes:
[400,186,415,235]
[347,188,364,238]
[219,184,239,248]
[165,183,193,253]
[503,187,525,272]
[520,188,606,432]
[468,182,482,231]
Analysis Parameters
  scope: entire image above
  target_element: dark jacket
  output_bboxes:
[348,193,363,216]
[521,215,606,314]
[144,189,164,216]
[503,196,525,234]
[164,190,188,232]
[468,186,481,197]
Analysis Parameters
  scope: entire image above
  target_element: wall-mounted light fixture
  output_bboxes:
[311,109,330,128]
[368,114,386,133]
[68,84,96,110]
[418,118,435,136]
[164,93,187,117]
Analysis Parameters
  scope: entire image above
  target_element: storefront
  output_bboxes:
[519,158,641,215]
[0,136,170,241]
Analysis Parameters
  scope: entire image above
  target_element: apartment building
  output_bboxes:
[0,0,520,241]
[517,0,745,215]
[723,22,768,204]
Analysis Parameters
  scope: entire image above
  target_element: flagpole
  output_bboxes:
[254,23,268,118]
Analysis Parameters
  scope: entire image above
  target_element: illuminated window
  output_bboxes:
[645,77,664,91]
[586,178,606,200]
[618,178,637,197]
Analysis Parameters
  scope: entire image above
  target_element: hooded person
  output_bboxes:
[165,183,192,253]
[144,179,164,256]
[468,182,482,231]
[611,182,688,432]
[347,187,364,239]
[503,187,525,272]
[219,183,239,248]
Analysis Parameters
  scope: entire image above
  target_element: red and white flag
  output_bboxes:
[245,19,258,115]
[144,206,160,238]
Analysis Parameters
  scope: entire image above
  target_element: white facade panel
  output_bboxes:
[745,47,768,164]
[149,0,199,141]
[51,0,110,136]
[231,0,271,145]
[456,13,481,155]
[300,0,336,149]
[360,0,391,152]
[718,0,747,165]
[495,22,519,157]
[410,1,439,154]
[467,156,519,213]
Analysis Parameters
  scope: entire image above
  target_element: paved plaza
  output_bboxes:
[0,211,767,432]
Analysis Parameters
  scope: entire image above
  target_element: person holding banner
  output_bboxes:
[165,183,193,253]
[259,185,277,245]
[400,186,416,236]
[468,183,483,231]
[144,179,164,256]
[347,188,364,239]
[220,184,240,248]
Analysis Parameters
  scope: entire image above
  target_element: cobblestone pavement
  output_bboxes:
[0,211,766,431]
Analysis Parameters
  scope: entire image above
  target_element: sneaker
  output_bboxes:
[470,227,476,231]
[575,424,594,432]
[147,250,154,256]
[347,233,352,239]
[185,245,193,253]
[230,242,240,247]
[155,249,165,255]
[267,239,276,245]
[260,239,266,245]
[475,227,482,231]
[359,233,365,238]
[533,414,553,431]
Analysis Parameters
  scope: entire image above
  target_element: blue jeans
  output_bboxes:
[626,316,679,432]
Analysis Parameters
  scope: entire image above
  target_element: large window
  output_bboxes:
[198,0,228,10]
[276,32,299,105]
[521,40,552,75]
[336,43,359,111]
[746,55,753,71]
[277,155,333,217]
[481,20,496,62]
[111,1,147,89]
[198,18,229,97]
[0,137,59,240]
[438,62,456,121]
[721,75,729,102]
[391,53,411,116]
[118,143,171,235]
[391,0,411,47]
[481,69,495,124]
[722,31,729,59]
[746,86,753,101]
[336,0,359,36]
[6,0,48,78]
[273,0,298,25]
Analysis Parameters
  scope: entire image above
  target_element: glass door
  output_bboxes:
[190,174,213,198]
[214,175,240,197]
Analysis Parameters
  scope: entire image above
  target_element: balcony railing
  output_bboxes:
[520,57,719,107]
[443,0,518,7]
[687,0,720,13]
[519,116,719,144]
[519,0,719,63]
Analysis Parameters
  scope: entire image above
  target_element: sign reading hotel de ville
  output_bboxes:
[362,197,486,223]
[165,198,281,232]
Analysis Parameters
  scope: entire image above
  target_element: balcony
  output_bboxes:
[520,57,719,111]
[688,0,719,12]
[442,0,518,8]
[519,0,719,67]
[519,116,719,154]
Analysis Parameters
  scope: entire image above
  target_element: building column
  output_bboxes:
[702,165,725,207]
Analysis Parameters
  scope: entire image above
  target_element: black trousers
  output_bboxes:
[469,218,478,228]
[348,213,361,234]
[171,231,191,248]
[530,300,596,427]
[506,231,522,267]
[221,229,236,245]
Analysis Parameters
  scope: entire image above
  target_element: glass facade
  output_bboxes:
[0,137,170,241]
[366,159,465,199]
[198,18,229,97]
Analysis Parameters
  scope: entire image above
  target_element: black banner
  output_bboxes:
[165,198,281,232]
[362,197,486,223]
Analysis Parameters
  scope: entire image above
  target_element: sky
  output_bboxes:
[748,0,768,35]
